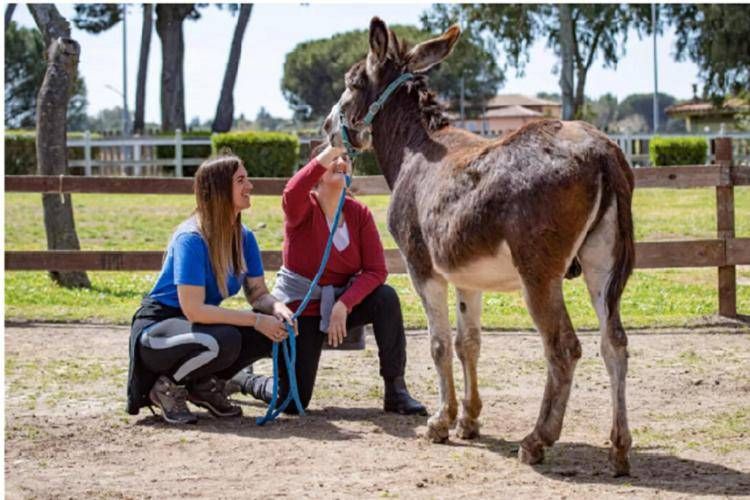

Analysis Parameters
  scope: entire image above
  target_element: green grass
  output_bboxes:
[4,189,750,328]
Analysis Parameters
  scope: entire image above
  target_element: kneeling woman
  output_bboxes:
[127,155,293,424]
[241,144,426,415]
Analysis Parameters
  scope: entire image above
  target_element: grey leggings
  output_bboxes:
[138,318,272,383]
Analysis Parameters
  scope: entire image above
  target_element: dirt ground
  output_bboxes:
[5,321,750,499]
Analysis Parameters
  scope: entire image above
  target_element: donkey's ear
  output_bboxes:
[369,17,389,64]
[406,24,461,73]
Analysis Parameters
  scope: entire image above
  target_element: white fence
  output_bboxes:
[63,130,750,176]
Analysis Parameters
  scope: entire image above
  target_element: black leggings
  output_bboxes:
[138,317,272,384]
[269,284,407,413]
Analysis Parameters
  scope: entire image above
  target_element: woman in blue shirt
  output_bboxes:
[127,155,294,424]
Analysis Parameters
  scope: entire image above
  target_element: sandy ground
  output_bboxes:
[5,321,750,499]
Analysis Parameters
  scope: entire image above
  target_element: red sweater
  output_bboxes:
[281,159,388,316]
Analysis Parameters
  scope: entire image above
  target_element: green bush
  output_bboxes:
[155,130,213,176]
[352,150,382,176]
[649,136,708,166]
[4,130,101,175]
[211,131,299,177]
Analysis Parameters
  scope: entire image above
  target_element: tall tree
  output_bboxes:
[212,4,252,132]
[5,3,16,27]
[155,4,201,132]
[5,20,87,128]
[133,4,153,134]
[424,4,653,118]
[666,4,750,100]
[282,24,502,119]
[28,4,90,288]
[73,3,154,134]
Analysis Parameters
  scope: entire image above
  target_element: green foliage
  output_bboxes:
[352,151,382,176]
[4,130,101,175]
[649,136,708,166]
[281,24,502,118]
[4,21,88,129]
[425,5,654,118]
[666,4,750,99]
[211,131,299,177]
[618,93,685,133]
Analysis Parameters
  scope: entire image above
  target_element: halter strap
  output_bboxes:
[339,72,415,158]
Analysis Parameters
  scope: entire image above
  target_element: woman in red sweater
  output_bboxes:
[240,144,426,415]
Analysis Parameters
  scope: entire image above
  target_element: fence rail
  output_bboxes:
[5,138,749,317]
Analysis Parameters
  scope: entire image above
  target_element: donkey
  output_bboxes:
[323,18,635,476]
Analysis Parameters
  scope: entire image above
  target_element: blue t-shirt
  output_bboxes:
[148,217,264,308]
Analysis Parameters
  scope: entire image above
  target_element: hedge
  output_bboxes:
[4,130,101,175]
[211,131,299,177]
[352,150,382,176]
[649,136,708,166]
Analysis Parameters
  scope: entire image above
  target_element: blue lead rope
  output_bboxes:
[256,173,352,425]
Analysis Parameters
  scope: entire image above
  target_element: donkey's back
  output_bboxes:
[406,119,633,292]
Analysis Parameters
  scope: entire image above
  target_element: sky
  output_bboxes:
[10,2,702,125]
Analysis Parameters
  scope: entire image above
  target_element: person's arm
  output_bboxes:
[282,144,345,227]
[178,285,288,342]
[243,275,296,329]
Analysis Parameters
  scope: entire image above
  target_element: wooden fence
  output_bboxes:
[5,138,749,317]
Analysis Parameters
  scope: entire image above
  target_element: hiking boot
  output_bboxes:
[383,376,428,416]
[188,377,243,418]
[224,365,254,397]
[149,375,198,425]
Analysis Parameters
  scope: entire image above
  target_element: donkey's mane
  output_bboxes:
[387,31,450,133]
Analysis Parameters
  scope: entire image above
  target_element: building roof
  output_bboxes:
[666,97,750,117]
[484,105,544,118]
[485,94,562,108]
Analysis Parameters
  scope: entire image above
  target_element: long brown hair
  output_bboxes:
[193,155,246,298]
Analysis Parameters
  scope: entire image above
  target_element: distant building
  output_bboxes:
[446,94,562,136]
[665,97,749,133]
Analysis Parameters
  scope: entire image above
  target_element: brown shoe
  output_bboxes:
[149,376,198,425]
[188,377,242,418]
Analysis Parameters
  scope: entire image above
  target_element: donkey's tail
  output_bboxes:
[603,144,636,320]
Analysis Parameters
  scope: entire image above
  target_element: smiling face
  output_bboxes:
[318,154,352,191]
[231,165,253,213]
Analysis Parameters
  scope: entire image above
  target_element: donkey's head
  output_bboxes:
[323,17,460,152]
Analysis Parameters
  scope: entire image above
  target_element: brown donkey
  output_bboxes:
[324,18,635,476]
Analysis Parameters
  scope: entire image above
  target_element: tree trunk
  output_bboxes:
[28,4,90,288]
[133,4,153,134]
[5,3,16,27]
[558,4,575,120]
[156,4,193,132]
[574,66,587,119]
[212,3,252,133]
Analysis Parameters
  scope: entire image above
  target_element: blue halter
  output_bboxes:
[339,72,414,159]
[256,72,414,425]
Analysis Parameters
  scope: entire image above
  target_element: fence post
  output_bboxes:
[175,129,183,177]
[715,137,736,317]
[84,130,92,176]
[133,137,141,176]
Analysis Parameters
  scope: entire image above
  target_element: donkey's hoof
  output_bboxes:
[609,447,631,477]
[456,417,480,440]
[518,441,545,465]
[426,417,451,443]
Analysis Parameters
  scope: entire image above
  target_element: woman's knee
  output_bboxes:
[373,284,400,309]
[194,324,242,367]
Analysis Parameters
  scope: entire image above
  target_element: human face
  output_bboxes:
[320,154,352,191]
[232,165,253,213]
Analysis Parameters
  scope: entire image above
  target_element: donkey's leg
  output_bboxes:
[518,279,582,465]
[412,274,457,443]
[455,288,483,440]
[579,204,631,476]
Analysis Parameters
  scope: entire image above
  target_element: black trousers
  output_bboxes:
[272,284,407,413]
[136,317,273,384]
